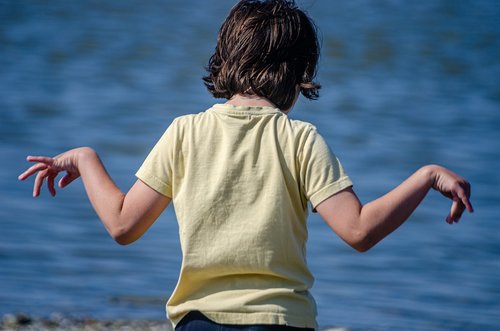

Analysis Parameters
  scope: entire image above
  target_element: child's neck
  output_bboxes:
[226,94,276,108]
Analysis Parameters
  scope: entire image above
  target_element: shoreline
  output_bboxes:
[1,313,172,331]
[1,313,351,331]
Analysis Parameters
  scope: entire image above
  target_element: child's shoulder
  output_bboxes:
[288,117,317,130]
[169,110,210,126]
[286,117,321,139]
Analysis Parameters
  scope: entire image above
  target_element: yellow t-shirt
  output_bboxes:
[135,104,352,329]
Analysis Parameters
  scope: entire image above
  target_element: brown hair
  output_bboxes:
[203,0,321,110]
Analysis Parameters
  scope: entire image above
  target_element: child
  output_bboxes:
[19,0,473,330]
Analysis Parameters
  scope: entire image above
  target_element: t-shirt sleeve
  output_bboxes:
[135,120,178,198]
[299,127,352,211]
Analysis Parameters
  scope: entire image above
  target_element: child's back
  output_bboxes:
[137,103,351,327]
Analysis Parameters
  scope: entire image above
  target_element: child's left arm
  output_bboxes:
[18,147,171,245]
[316,165,473,252]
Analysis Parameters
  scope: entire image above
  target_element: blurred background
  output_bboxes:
[0,1,499,330]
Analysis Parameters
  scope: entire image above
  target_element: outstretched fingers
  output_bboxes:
[461,182,474,213]
[47,173,57,197]
[446,199,464,224]
[33,169,48,197]
[18,162,49,181]
[19,152,82,197]
[446,183,474,224]
[26,155,55,164]
[18,156,59,197]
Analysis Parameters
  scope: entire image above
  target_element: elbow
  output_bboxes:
[349,230,377,253]
[113,234,134,246]
[105,216,143,245]
[352,242,373,253]
[110,228,136,246]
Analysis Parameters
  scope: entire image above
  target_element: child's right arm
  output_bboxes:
[18,147,171,245]
[316,165,473,252]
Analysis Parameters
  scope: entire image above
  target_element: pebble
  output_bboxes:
[0,314,173,331]
[1,314,354,331]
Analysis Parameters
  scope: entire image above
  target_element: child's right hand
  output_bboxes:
[18,147,90,197]
[427,165,474,224]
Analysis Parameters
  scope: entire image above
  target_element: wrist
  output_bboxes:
[419,164,441,190]
[76,147,98,170]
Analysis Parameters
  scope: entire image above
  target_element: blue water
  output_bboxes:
[1,1,499,330]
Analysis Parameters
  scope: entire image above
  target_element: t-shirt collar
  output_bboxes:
[211,103,284,116]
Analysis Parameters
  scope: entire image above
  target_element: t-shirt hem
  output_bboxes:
[171,311,317,329]
[309,177,353,212]
[135,168,172,198]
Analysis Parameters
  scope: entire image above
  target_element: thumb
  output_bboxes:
[446,198,465,224]
[58,172,79,188]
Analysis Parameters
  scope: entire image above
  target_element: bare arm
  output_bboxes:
[18,147,171,245]
[316,165,473,252]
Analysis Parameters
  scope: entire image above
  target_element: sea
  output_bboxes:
[1,1,499,330]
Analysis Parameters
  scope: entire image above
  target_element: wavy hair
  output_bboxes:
[203,0,321,110]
